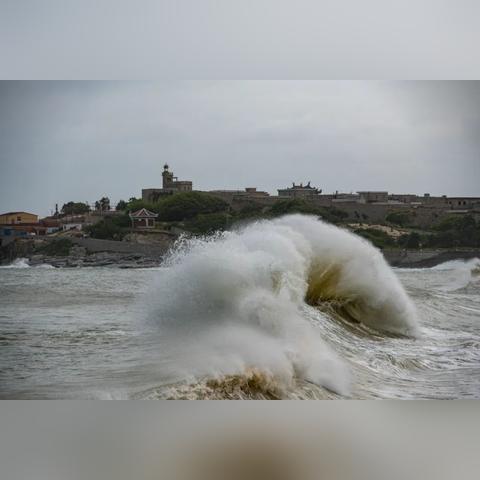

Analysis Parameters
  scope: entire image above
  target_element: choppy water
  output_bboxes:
[1,216,479,399]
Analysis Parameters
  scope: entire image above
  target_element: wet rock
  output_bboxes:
[19,245,162,269]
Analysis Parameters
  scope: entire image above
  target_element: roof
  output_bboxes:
[0,211,38,216]
[129,208,158,218]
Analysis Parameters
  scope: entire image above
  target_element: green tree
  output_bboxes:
[327,207,349,222]
[157,192,229,221]
[267,199,347,224]
[126,198,160,214]
[398,232,422,249]
[386,211,411,227]
[269,199,320,217]
[61,201,90,215]
[185,212,232,234]
[428,215,479,248]
[354,228,395,249]
[116,200,128,211]
[95,197,111,212]
[236,202,265,220]
[84,214,131,240]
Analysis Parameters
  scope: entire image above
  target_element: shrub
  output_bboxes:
[326,207,349,222]
[157,192,229,221]
[354,228,395,249]
[267,199,348,224]
[185,212,232,234]
[268,199,320,217]
[397,232,421,249]
[37,238,73,256]
[84,214,131,240]
[386,211,412,227]
[235,202,266,220]
[126,198,160,214]
[428,215,479,248]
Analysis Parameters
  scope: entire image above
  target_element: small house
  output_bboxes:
[129,208,158,229]
[0,211,39,225]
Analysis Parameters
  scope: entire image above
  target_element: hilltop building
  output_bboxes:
[0,211,38,224]
[161,163,193,192]
[142,164,192,202]
[209,187,270,203]
[0,211,49,242]
[136,164,479,230]
[278,182,321,198]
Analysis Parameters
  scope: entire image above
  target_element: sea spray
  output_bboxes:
[0,258,30,268]
[430,258,480,291]
[146,214,419,395]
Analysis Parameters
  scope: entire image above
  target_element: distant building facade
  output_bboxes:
[142,164,193,202]
[357,191,389,203]
[161,164,192,192]
[278,182,321,198]
[209,187,270,202]
[0,211,46,241]
[137,164,480,230]
[0,211,38,224]
[62,223,83,232]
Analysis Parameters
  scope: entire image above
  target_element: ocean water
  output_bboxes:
[1,215,479,399]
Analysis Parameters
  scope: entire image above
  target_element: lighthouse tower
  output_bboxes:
[162,163,175,189]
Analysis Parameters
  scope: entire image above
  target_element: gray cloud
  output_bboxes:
[0,81,479,216]
[1,1,480,79]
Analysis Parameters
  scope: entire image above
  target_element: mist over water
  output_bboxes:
[1,215,479,399]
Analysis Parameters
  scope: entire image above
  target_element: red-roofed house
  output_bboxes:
[129,208,158,229]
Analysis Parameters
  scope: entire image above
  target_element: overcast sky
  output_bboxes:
[2,1,480,79]
[1,81,479,216]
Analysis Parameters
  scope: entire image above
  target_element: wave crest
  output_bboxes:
[146,214,419,395]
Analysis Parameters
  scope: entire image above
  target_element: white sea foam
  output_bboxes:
[146,215,419,395]
[0,259,56,269]
[431,258,480,291]
[0,258,30,268]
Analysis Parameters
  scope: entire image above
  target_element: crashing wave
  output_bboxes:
[146,214,419,395]
[0,258,56,269]
[0,258,30,268]
[431,258,480,291]
[138,369,339,400]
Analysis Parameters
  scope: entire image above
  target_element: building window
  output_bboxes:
[17,216,21,222]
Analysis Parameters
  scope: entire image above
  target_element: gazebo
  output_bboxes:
[129,208,158,229]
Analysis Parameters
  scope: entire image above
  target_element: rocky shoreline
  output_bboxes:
[2,237,479,270]
[27,246,162,268]
[0,237,169,268]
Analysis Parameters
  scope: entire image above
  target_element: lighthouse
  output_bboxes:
[162,164,175,189]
